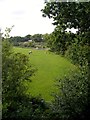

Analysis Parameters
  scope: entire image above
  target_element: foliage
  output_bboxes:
[9,36,24,45]
[5,34,45,47]
[41,2,90,120]
[31,34,43,42]
[2,1,90,118]
[2,40,31,118]
[2,26,49,119]
[20,41,35,48]
[42,2,90,58]
[8,36,31,46]
[4,25,14,39]
[42,33,52,47]
[50,66,89,120]
[48,27,76,55]
[24,34,31,41]
[2,41,49,119]
[65,42,89,66]
[4,34,32,46]
[42,2,90,34]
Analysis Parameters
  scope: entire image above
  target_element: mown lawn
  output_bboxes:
[14,47,76,101]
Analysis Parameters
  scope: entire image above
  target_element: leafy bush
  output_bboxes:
[2,41,49,119]
[65,42,89,66]
[50,66,89,120]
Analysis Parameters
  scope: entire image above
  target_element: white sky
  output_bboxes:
[0,0,78,37]
[0,0,55,36]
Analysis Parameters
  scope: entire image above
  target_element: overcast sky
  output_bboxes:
[0,0,78,37]
[0,0,56,36]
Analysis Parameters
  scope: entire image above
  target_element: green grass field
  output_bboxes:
[14,47,76,101]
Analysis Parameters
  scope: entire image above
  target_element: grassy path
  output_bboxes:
[14,47,76,101]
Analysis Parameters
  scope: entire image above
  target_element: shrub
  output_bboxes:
[65,43,89,67]
[2,41,48,119]
[50,66,89,120]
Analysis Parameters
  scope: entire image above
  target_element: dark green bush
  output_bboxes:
[50,66,89,120]
[65,43,89,66]
[2,41,48,120]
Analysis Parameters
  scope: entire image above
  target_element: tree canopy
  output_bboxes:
[42,2,90,34]
[41,2,90,57]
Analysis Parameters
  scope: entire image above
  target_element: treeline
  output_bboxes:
[2,1,90,120]
[2,34,44,46]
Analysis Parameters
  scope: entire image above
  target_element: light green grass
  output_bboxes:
[14,47,76,101]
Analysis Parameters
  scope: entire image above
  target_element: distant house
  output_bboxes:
[28,40,32,42]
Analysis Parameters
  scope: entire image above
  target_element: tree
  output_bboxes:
[2,40,34,118]
[48,28,76,55]
[9,36,25,46]
[4,25,14,39]
[42,2,90,35]
[41,2,90,120]
[2,40,50,120]
[2,28,49,119]
[31,34,43,42]
[42,1,90,59]
[24,34,31,41]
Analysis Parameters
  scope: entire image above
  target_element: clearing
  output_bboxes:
[14,47,76,101]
